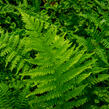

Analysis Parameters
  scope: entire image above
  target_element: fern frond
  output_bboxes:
[89,74,109,85]
[64,84,87,101]
[0,83,12,109]
[61,97,88,109]
[0,82,30,109]
[21,12,44,37]
[0,32,30,74]
[20,13,97,108]
[101,39,109,49]
[92,67,108,74]
[95,47,108,65]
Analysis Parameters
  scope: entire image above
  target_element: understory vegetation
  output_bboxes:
[0,0,109,109]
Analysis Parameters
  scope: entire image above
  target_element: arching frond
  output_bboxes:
[0,32,30,74]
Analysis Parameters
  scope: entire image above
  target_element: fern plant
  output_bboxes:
[41,0,109,66]
[0,81,30,109]
[0,0,109,109]
[0,31,31,74]
[18,12,109,109]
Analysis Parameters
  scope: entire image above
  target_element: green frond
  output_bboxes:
[0,47,11,56]
[95,47,108,65]
[101,39,109,49]
[0,32,30,74]
[61,98,88,109]
[76,72,91,84]
[89,74,109,85]
[21,12,44,37]
[64,84,87,101]
[92,67,108,74]
[0,83,12,109]
[20,13,98,108]
[16,59,25,74]
[5,51,17,67]
[10,55,21,71]
[0,82,30,109]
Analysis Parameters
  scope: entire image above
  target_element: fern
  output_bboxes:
[0,82,29,109]
[19,13,99,108]
[0,83,13,109]
[0,31,30,74]
[0,1,109,109]
[72,32,109,65]
[101,38,109,49]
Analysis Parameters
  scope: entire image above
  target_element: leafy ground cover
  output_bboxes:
[0,0,109,109]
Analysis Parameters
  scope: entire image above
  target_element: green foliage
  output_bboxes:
[0,0,109,109]
[21,13,94,109]
[0,31,30,74]
[42,0,109,66]
[0,81,30,109]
